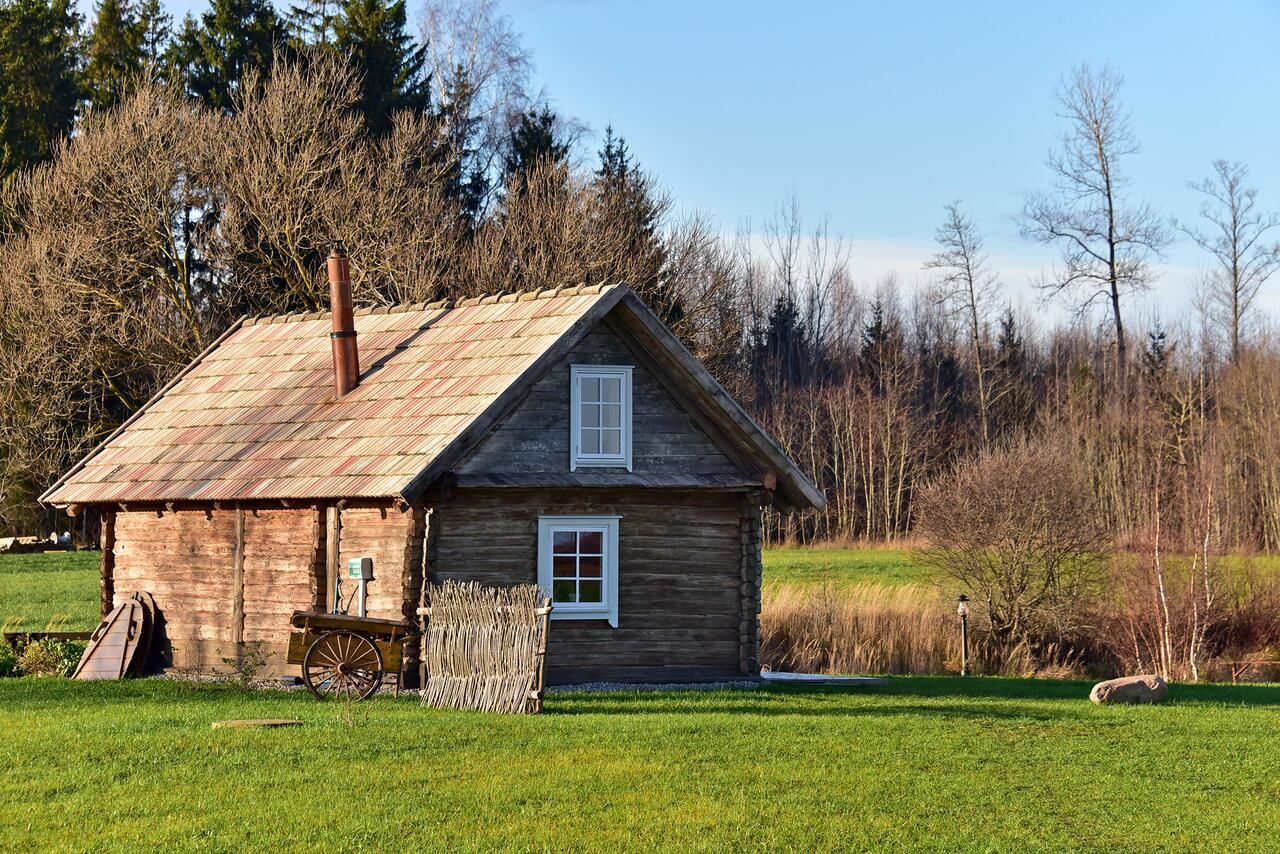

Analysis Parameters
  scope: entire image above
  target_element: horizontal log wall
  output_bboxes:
[337,506,420,623]
[457,328,744,479]
[113,510,238,671]
[113,507,323,674]
[431,488,745,684]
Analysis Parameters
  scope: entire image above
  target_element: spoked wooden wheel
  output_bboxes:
[302,631,384,700]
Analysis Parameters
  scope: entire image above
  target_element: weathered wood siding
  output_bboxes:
[241,509,325,662]
[336,506,422,625]
[429,488,750,683]
[113,510,238,670]
[457,327,744,478]
[112,507,322,673]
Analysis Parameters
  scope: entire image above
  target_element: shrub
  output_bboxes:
[17,638,85,677]
[0,640,17,677]
[915,438,1108,660]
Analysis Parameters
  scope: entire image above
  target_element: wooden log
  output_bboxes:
[231,508,245,647]
[100,510,116,618]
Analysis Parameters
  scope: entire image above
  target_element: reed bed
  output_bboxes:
[421,581,551,714]
[760,582,1042,677]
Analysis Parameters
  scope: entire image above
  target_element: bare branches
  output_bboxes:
[1174,160,1280,362]
[926,201,999,446]
[1021,63,1170,374]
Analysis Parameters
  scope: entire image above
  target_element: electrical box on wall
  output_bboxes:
[347,557,374,581]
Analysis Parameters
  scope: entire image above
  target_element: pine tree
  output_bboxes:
[436,66,488,229]
[169,0,285,112]
[84,0,144,111]
[287,0,337,46]
[594,125,667,298]
[503,107,568,185]
[135,0,171,64]
[332,0,428,136]
[0,0,81,177]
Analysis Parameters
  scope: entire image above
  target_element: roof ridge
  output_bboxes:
[241,282,621,327]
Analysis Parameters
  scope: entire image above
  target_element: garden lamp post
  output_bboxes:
[957,594,972,676]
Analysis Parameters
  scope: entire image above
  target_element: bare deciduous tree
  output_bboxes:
[916,439,1108,652]
[1021,64,1169,376]
[926,201,999,446]
[1174,160,1280,363]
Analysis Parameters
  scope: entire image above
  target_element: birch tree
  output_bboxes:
[926,201,1000,447]
[1175,160,1280,363]
[1021,64,1169,377]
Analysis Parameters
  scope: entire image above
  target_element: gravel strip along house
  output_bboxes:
[42,248,824,685]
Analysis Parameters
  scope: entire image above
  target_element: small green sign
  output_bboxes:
[347,558,363,580]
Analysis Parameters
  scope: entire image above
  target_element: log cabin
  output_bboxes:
[41,249,825,684]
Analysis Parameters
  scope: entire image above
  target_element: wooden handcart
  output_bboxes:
[287,610,418,700]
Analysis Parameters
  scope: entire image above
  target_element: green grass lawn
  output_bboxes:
[0,551,100,632]
[1,676,1278,852]
[763,544,935,587]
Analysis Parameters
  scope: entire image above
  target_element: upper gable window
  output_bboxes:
[570,365,633,471]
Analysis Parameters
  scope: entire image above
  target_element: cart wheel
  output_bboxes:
[302,631,383,701]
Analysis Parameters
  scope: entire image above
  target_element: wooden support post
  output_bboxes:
[231,508,245,648]
[739,492,764,676]
[325,506,342,612]
[400,506,427,688]
[99,510,116,619]
[419,507,436,694]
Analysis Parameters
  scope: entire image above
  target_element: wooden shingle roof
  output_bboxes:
[43,285,622,506]
[43,284,826,511]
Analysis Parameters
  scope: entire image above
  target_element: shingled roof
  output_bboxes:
[42,284,825,510]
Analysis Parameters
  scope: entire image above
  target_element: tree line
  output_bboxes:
[0,1,1277,556]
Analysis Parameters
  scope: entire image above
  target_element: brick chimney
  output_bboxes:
[327,244,360,397]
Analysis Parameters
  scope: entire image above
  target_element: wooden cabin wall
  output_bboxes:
[113,510,238,671]
[456,327,745,478]
[112,507,323,674]
[335,506,424,626]
[428,488,755,684]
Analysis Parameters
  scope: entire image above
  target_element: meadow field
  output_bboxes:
[2,676,1279,852]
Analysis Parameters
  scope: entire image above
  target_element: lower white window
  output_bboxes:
[537,515,619,627]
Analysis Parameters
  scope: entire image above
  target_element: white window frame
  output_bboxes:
[537,515,620,627]
[569,364,633,471]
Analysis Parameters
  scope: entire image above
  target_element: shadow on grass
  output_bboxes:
[548,675,1280,717]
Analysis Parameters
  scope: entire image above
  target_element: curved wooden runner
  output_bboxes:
[73,600,146,680]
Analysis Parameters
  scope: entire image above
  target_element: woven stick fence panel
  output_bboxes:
[421,581,551,714]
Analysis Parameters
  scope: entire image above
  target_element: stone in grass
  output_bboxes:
[211,719,305,730]
[1089,675,1169,705]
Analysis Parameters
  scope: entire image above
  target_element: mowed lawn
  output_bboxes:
[2,677,1279,852]
[0,551,100,631]
[763,544,934,587]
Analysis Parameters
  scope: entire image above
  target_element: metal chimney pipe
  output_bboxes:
[327,244,360,397]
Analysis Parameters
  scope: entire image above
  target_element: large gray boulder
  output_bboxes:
[1089,674,1169,705]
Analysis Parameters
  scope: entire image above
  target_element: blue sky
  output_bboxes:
[144,0,1280,322]
[505,0,1280,321]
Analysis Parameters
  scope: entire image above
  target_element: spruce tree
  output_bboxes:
[332,0,428,136]
[503,107,568,186]
[436,67,488,229]
[0,0,81,177]
[170,0,285,112]
[594,125,666,295]
[135,0,171,64]
[287,0,337,46]
[84,0,144,111]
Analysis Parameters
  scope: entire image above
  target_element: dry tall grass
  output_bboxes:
[760,582,1054,677]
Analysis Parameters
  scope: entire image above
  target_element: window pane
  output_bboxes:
[552,580,577,603]
[581,429,600,454]
[578,580,602,603]
[601,377,621,403]
[579,555,602,578]
[582,376,600,402]
[579,531,602,554]
[581,402,600,428]
[552,555,576,578]
[601,429,621,455]
[602,404,620,428]
[553,530,577,554]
